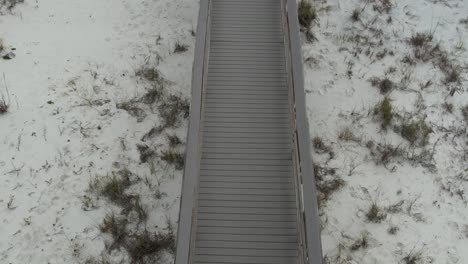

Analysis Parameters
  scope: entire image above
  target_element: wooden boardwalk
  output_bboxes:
[176,0,322,263]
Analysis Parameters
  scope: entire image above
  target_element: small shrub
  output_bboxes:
[174,42,188,53]
[409,32,433,47]
[351,8,360,22]
[370,77,394,94]
[373,96,393,129]
[379,78,393,94]
[366,202,386,223]
[298,0,316,29]
[161,149,185,170]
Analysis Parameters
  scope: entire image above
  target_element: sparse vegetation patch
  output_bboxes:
[0,0,24,14]
[402,250,423,264]
[350,233,369,251]
[338,127,361,142]
[407,32,462,85]
[0,74,10,114]
[366,201,387,223]
[351,8,360,22]
[126,228,175,262]
[314,164,344,208]
[367,141,404,166]
[371,0,392,14]
[160,149,185,170]
[372,96,393,129]
[398,120,432,146]
[136,66,161,83]
[159,94,190,128]
[370,76,394,94]
[174,42,188,53]
[298,0,316,29]
[462,105,468,122]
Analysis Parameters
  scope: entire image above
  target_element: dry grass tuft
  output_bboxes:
[126,229,175,262]
[409,32,433,47]
[174,42,188,53]
[0,96,8,113]
[371,0,392,14]
[372,96,393,129]
[0,73,11,114]
[161,149,185,170]
[399,120,432,146]
[351,8,360,22]
[298,0,316,29]
[338,127,361,142]
[366,201,386,223]
[442,102,453,113]
[136,66,161,83]
[402,250,423,264]
[350,233,369,251]
[100,213,129,250]
[137,144,156,163]
[367,142,404,166]
[370,77,394,94]
[314,164,344,207]
[159,94,190,128]
[167,134,182,147]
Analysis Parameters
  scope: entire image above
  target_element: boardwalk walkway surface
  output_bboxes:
[176,0,322,263]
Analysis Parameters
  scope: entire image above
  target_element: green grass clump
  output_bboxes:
[373,96,393,129]
[298,0,316,29]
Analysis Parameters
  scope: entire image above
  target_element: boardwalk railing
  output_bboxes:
[175,1,210,263]
[282,0,323,263]
[175,0,322,263]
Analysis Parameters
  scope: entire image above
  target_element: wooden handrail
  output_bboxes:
[284,0,323,263]
[174,1,210,263]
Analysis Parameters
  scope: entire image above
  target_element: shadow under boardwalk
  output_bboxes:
[192,0,300,263]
